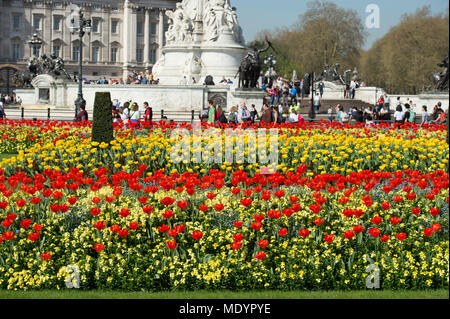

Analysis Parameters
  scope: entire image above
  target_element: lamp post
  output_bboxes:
[264,53,277,84]
[309,72,316,120]
[69,10,91,120]
[28,33,43,57]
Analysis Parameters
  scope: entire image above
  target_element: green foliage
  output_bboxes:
[91,92,113,144]
[359,7,449,94]
[251,0,366,79]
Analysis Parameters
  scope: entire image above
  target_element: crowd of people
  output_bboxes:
[76,70,160,86]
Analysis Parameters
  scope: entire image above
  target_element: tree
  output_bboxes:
[359,7,449,94]
[250,0,366,78]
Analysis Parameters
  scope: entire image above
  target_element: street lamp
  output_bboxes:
[69,9,91,120]
[308,72,316,120]
[28,33,43,57]
[264,53,277,82]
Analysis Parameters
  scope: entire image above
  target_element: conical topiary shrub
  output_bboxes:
[91,92,113,144]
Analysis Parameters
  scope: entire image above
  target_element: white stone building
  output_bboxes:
[0,0,179,85]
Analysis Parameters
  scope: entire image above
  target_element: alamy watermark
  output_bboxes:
[170,124,279,174]
[366,264,380,289]
[366,4,380,29]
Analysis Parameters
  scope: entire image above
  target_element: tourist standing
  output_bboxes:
[216,106,228,124]
[394,105,405,127]
[207,100,216,124]
[328,106,333,123]
[313,93,321,112]
[0,99,4,120]
[129,103,141,126]
[318,80,324,98]
[112,104,120,124]
[75,104,88,122]
[227,105,238,124]
[420,105,429,127]
[250,104,259,123]
[260,104,272,124]
[404,104,416,124]
[144,102,153,124]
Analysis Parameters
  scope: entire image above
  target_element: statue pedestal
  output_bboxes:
[230,88,267,110]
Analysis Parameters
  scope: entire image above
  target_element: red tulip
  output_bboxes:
[339,197,350,204]
[199,204,209,212]
[42,189,52,197]
[91,208,101,216]
[254,214,265,222]
[191,231,203,241]
[93,243,104,252]
[233,233,244,242]
[396,233,407,241]
[274,190,285,198]
[289,195,298,203]
[381,202,390,210]
[215,204,224,211]
[33,224,43,232]
[30,197,42,205]
[230,241,242,250]
[291,204,301,212]
[143,205,154,214]
[168,229,178,238]
[105,196,115,203]
[278,228,288,236]
[324,234,334,243]
[309,204,322,214]
[283,208,294,217]
[177,200,188,210]
[390,216,402,226]
[110,224,120,233]
[94,221,106,230]
[343,230,355,240]
[138,196,148,204]
[166,240,178,250]
[430,208,440,217]
[207,192,216,200]
[424,228,433,237]
[251,222,262,231]
[161,197,175,206]
[313,217,324,226]
[298,229,310,238]
[41,252,52,260]
[254,251,267,260]
[3,231,14,240]
[407,193,416,201]
[20,219,32,229]
[231,187,240,195]
[233,220,243,228]
[162,210,174,219]
[92,197,101,205]
[1,219,12,228]
[369,228,380,238]
[118,208,129,218]
[379,234,390,242]
[129,222,139,230]
[174,224,185,233]
[118,228,129,238]
[28,232,40,242]
[158,224,170,233]
[392,195,403,203]
[240,198,252,207]
[267,209,282,219]
[353,225,365,234]
[0,201,8,209]
[371,216,382,225]
[257,240,269,249]
[432,223,441,232]
[412,208,421,216]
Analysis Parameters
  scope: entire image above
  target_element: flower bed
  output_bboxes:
[0,120,448,290]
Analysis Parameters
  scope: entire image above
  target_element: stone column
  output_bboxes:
[129,7,137,63]
[122,0,130,77]
[158,9,164,58]
[144,8,150,67]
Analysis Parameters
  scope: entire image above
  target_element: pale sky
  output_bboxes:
[232,0,449,50]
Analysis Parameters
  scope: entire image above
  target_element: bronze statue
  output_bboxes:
[15,54,71,88]
[319,63,346,85]
[237,37,275,89]
[433,54,449,91]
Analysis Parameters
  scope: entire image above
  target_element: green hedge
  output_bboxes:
[91,92,113,144]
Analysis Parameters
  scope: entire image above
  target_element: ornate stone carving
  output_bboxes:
[165,1,194,44]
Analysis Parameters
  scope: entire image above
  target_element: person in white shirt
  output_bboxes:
[289,110,298,123]
[394,105,405,127]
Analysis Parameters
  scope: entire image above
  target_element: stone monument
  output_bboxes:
[153,0,246,85]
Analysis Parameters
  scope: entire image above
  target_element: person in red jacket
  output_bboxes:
[144,102,153,124]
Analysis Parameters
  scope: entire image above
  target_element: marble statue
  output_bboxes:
[166,2,194,44]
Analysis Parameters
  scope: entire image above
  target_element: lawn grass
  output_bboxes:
[0,289,448,299]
